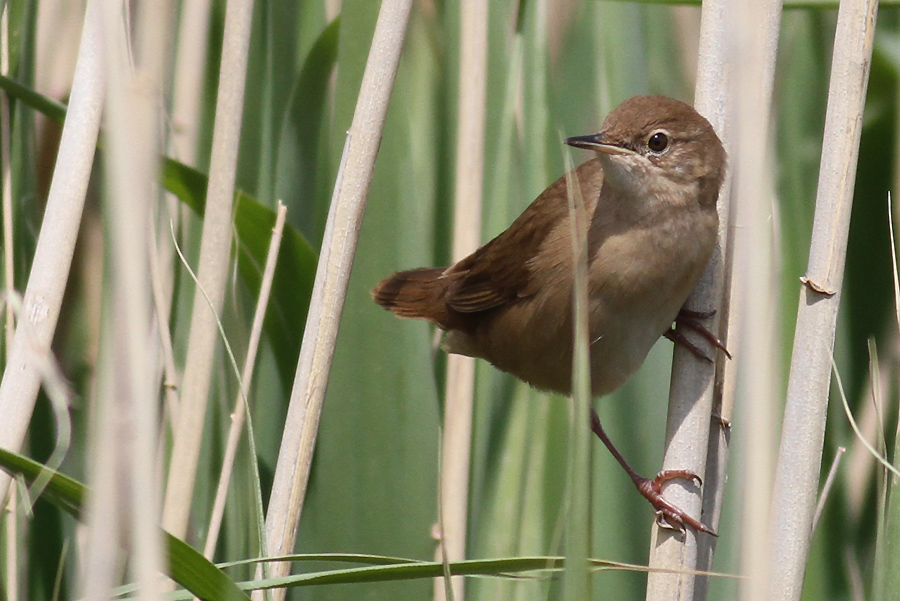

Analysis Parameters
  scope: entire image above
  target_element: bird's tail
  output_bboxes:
[372,267,452,326]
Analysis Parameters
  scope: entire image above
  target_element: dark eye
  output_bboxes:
[647,131,669,153]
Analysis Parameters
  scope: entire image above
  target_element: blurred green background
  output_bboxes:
[3,1,900,600]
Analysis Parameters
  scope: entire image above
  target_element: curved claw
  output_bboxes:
[657,469,702,487]
[664,328,713,363]
[667,308,733,360]
[634,472,717,537]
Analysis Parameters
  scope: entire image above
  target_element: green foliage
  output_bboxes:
[1,2,900,600]
[0,448,251,601]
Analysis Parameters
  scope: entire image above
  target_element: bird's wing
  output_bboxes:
[444,158,604,313]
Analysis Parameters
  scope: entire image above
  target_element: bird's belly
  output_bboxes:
[584,269,697,394]
[446,291,677,398]
[586,312,673,396]
[444,213,714,397]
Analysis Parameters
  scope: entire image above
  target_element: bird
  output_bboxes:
[372,95,727,535]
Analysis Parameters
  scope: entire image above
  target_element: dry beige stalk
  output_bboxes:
[259,2,415,598]
[767,1,879,600]
[161,0,256,539]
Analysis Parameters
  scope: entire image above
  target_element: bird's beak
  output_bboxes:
[565,133,635,155]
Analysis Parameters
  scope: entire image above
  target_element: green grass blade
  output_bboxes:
[0,447,250,601]
[0,73,66,121]
[275,17,341,249]
[166,554,728,598]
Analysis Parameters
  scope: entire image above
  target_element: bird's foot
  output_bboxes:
[633,470,717,537]
[589,408,717,537]
[664,328,712,362]
[666,308,732,361]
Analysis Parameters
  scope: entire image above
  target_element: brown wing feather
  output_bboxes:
[372,159,605,327]
[446,158,604,313]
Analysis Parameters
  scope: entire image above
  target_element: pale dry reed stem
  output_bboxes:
[157,0,213,432]
[149,211,180,501]
[163,0,207,346]
[647,0,732,595]
[728,2,783,601]
[148,215,181,424]
[1,2,13,344]
[0,294,72,510]
[812,447,846,531]
[842,357,887,522]
[692,4,738,598]
[766,1,879,600]
[648,1,783,600]
[1,6,18,597]
[435,1,488,600]
[0,0,103,505]
[171,0,212,165]
[259,2,414,597]
[2,496,15,601]
[162,0,256,539]
[563,152,592,601]
[204,203,287,559]
[79,1,170,598]
[125,1,171,597]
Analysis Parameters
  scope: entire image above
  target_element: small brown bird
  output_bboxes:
[373,95,727,535]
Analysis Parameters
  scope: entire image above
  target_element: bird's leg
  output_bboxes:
[665,308,732,361]
[589,407,716,536]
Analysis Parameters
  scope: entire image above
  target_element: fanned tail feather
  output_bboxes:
[372,267,452,326]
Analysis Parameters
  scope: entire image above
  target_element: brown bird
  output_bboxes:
[373,95,727,535]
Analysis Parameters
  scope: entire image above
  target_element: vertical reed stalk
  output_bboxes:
[0,0,103,506]
[646,0,734,595]
[563,154,592,601]
[204,203,287,559]
[435,1,488,600]
[767,2,878,600]
[162,0,256,539]
[648,1,782,599]
[727,2,783,600]
[79,1,170,598]
[170,0,213,164]
[0,5,17,599]
[261,2,414,597]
